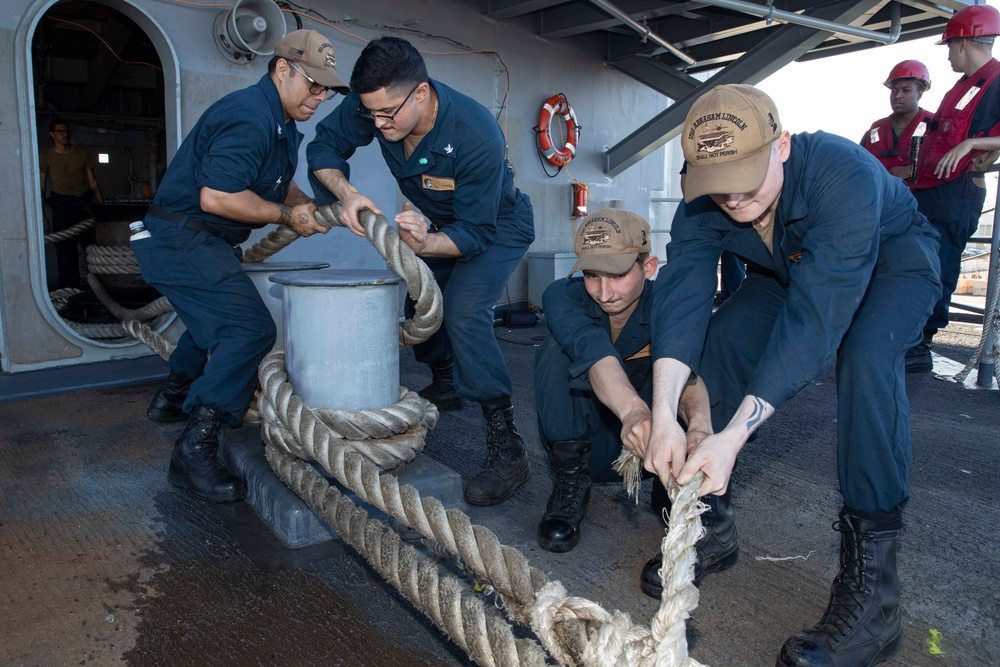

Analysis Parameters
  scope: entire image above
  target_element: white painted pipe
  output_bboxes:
[695,0,901,44]
[271,269,401,410]
[586,0,698,66]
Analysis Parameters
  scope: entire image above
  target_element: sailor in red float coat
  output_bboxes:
[860,60,933,181]
[906,4,1000,374]
[861,109,933,179]
[911,57,1000,190]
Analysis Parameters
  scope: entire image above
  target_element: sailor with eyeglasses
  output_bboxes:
[308,36,535,508]
[134,30,348,504]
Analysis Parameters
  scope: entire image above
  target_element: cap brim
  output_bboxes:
[567,252,639,278]
[682,146,771,203]
[301,64,350,94]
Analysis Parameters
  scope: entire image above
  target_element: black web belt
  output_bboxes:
[148,206,243,245]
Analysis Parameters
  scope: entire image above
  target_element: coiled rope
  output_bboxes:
[44,218,147,340]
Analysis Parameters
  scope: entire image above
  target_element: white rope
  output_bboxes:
[260,348,711,666]
[43,218,94,245]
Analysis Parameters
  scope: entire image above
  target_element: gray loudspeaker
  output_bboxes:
[214,0,286,64]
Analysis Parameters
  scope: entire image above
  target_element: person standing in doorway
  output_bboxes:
[40,119,104,289]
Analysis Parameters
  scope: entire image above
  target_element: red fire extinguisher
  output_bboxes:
[572,181,588,218]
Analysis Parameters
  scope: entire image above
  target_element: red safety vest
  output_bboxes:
[863,110,934,173]
[913,58,1000,191]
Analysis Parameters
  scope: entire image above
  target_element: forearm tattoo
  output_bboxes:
[745,397,766,432]
[278,205,292,226]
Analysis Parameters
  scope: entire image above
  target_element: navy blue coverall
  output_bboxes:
[913,74,1000,334]
[132,74,298,424]
[652,132,941,514]
[307,79,534,402]
[535,278,653,482]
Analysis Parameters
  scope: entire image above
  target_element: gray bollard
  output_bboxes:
[243,261,329,346]
[270,269,401,410]
[233,268,465,549]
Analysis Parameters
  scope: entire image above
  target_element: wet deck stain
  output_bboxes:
[120,491,470,666]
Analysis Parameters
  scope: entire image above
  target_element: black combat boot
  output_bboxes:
[167,405,246,503]
[537,440,592,552]
[904,330,934,374]
[640,486,739,598]
[147,372,194,423]
[776,508,902,667]
[418,361,463,411]
[464,398,530,506]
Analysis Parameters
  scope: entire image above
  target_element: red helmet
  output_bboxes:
[937,4,1000,44]
[884,60,931,91]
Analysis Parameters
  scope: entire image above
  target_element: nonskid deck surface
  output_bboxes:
[0,322,995,666]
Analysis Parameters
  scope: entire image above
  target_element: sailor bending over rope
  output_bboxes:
[136,30,347,503]
[308,37,535,508]
[644,85,941,667]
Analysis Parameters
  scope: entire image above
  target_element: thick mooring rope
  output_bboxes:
[248,203,444,346]
[51,247,173,342]
[266,446,551,667]
[258,349,435,469]
[43,218,94,245]
[48,287,83,313]
[122,319,175,360]
[258,345,709,667]
[72,204,442,352]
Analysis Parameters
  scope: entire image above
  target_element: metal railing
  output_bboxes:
[972,182,999,386]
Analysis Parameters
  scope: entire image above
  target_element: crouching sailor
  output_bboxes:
[534,209,734,597]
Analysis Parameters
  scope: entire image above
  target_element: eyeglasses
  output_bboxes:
[287,61,337,100]
[357,85,419,123]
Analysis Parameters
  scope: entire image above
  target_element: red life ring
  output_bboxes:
[537,94,580,167]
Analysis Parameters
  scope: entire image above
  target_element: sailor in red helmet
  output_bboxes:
[860,60,934,180]
[907,4,1000,373]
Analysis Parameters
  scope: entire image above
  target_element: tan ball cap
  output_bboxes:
[569,208,651,276]
[274,29,350,94]
[681,84,782,203]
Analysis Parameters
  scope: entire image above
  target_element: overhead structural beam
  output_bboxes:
[696,0,901,44]
[603,0,886,176]
[585,0,698,65]
[539,0,705,41]
[608,56,702,100]
[484,0,565,22]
